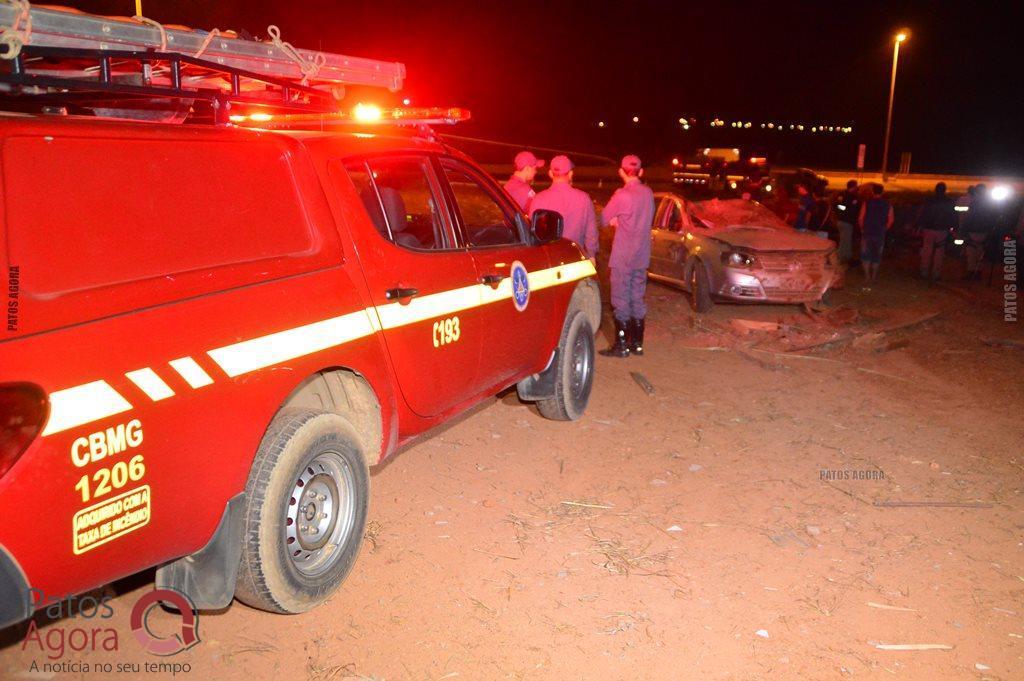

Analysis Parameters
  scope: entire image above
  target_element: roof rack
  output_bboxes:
[0,3,405,91]
[1,45,347,123]
[0,3,408,123]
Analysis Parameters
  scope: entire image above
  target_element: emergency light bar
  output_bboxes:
[0,3,405,91]
[232,106,472,128]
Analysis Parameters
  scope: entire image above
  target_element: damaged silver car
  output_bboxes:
[649,193,841,312]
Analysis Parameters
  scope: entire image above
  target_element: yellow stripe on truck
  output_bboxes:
[41,259,596,436]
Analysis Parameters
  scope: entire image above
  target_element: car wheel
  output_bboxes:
[688,259,714,313]
[537,310,595,421]
[235,409,369,614]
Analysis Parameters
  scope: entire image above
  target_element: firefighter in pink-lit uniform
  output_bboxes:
[504,150,545,212]
[529,155,598,259]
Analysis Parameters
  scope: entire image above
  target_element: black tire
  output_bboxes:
[689,259,715,313]
[537,310,595,421]
[235,409,369,614]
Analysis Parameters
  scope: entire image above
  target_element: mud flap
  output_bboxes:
[516,350,558,401]
[155,492,245,609]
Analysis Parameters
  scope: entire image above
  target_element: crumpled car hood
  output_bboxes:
[691,199,833,252]
[709,225,834,252]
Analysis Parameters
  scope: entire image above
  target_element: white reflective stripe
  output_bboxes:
[40,261,598,435]
[208,310,377,378]
[42,381,132,436]
[169,357,214,388]
[125,368,175,401]
[374,283,483,330]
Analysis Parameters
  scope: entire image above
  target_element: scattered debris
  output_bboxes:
[873,643,953,651]
[734,345,785,371]
[630,371,656,395]
[867,602,916,612]
[873,338,911,353]
[730,319,780,334]
[688,463,703,472]
[560,500,614,509]
[851,332,885,349]
[666,525,683,533]
[975,663,991,671]
[650,478,668,486]
[755,629,770,638]
[805,525,821,537]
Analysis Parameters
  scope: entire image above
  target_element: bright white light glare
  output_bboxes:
[402,97,411,106]
[764,184,773,192]
[954,238,965,245]
[632,115,639,123]
[248,113,273,122]
[353,103,383,123]
[991,185,1012,201]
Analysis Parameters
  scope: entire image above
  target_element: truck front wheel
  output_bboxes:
[235,409,369,614]
[537,310,595,421]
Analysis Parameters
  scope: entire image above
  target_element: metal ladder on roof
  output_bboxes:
[0,3,405,90]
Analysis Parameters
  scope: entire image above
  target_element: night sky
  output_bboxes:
[70,1,1024,175]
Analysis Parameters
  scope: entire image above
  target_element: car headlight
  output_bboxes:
[722,251,755,268]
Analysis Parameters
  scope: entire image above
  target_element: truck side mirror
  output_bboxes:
[530,209,563,244]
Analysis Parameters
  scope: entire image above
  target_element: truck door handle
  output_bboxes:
[385,287,419,302]
[479,273,506,287]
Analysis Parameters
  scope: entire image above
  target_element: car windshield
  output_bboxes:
[690,199,790,230]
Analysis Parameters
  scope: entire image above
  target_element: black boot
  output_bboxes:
[629,317,645,356]
[599,318,630,358]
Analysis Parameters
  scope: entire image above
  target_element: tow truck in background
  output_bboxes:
[672,147,773,195]
[0,4,600,628]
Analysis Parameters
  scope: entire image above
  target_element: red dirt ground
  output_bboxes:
[2,264,1022,680]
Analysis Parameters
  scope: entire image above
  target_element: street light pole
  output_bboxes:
[881,31,908,181]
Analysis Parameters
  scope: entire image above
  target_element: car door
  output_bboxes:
[662,197,693,282]
[333,155,482,417]
[649,197,675,277]
[436,157,553,389]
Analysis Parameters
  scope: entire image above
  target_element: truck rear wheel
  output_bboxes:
[235,409,369,614]
[537,310,595,421]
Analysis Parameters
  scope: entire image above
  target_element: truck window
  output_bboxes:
[344,160,390,239]
[363,157,447,250]
[441,162,521,247]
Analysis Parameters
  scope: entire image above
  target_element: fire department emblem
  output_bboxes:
[511,261,530,312]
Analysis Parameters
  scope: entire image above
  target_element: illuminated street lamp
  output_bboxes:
[632,115,640,123]
[882,30,909,181]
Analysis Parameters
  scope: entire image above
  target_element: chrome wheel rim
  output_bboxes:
[285,452,356,577]
[570,327,594,402]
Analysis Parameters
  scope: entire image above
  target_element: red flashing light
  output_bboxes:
[231,106,471,128]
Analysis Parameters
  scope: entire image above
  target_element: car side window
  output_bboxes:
[667,202,684,231]
[441,162,522,248]
[361,157,448,250]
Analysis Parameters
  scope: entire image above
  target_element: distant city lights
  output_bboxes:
[600,114,854,134]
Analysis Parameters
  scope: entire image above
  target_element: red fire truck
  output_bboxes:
[0,6,600,626]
